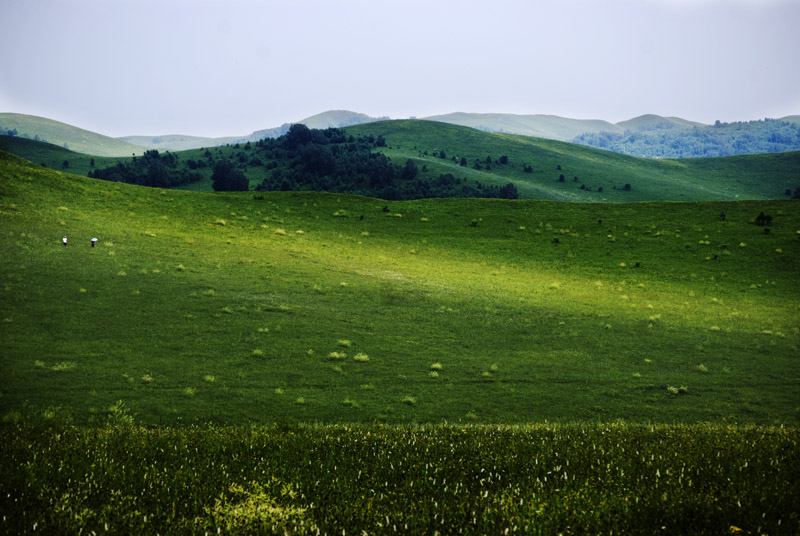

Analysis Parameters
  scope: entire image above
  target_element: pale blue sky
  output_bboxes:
[1,0,798,137]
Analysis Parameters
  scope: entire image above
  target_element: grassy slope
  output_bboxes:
[0,113,146,157]
[1,151,799,426]
[348,120,800,202]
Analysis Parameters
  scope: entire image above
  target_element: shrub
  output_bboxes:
[207,483,308,533]
[106,400,134,426]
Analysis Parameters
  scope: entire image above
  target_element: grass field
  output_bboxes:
[1,149,799,533]
[2,150,798,426]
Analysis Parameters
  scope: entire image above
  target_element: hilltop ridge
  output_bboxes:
[3,110,799,157]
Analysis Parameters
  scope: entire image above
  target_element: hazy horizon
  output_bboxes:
[1,0,799,138]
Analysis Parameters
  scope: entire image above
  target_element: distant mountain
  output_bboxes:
[422,112,626,141]
[117,134,241,152]
[298,110,388,129]
[117,110,385,151]
[0,113,146,157]
[615,114,705,132]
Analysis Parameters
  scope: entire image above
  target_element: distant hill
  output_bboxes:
[0,113,146,157]
[422,112,625,141]
[5,110,798,160]
[117,134,241,152]
[117,110,385,151]
[615,114,704,132]
[298,110,388,129]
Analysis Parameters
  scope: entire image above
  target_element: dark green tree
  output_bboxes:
[401,159,418,180]
[211,160,249,191]
[499,183,519,199]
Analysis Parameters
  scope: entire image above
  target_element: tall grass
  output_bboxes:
[1,424,797,535]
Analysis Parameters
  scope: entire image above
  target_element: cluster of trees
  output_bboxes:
[573,119,800,158]
[253,124,518,200]
[88,150,202,188]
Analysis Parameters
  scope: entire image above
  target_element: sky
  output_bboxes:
[1,0,799,138]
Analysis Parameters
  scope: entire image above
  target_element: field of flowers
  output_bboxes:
[2,423,798,535]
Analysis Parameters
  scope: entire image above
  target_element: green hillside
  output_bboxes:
[346,120,800,202]
[1,150,798,427]
[0,113,146,157]
[3,119,800,202]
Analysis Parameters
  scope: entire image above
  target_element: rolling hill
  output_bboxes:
[422,112,624,141]
[0,113,146,157]
[3,119,799,202]
[422,112,706,141]
[298,109,388,129]
[116,111,388,151]
[6,110,798,157]
[615,114,704,131]
[344,120,800,202]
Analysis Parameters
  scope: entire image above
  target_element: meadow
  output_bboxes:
[1,149,799,533]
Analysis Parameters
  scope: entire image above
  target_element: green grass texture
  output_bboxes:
[2,424,797,535]
[1,150,799,426]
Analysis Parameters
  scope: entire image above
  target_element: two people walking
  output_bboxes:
[61,236,98,247]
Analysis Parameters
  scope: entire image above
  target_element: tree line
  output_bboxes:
[573,119,800,158]
[88,150,202,188]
